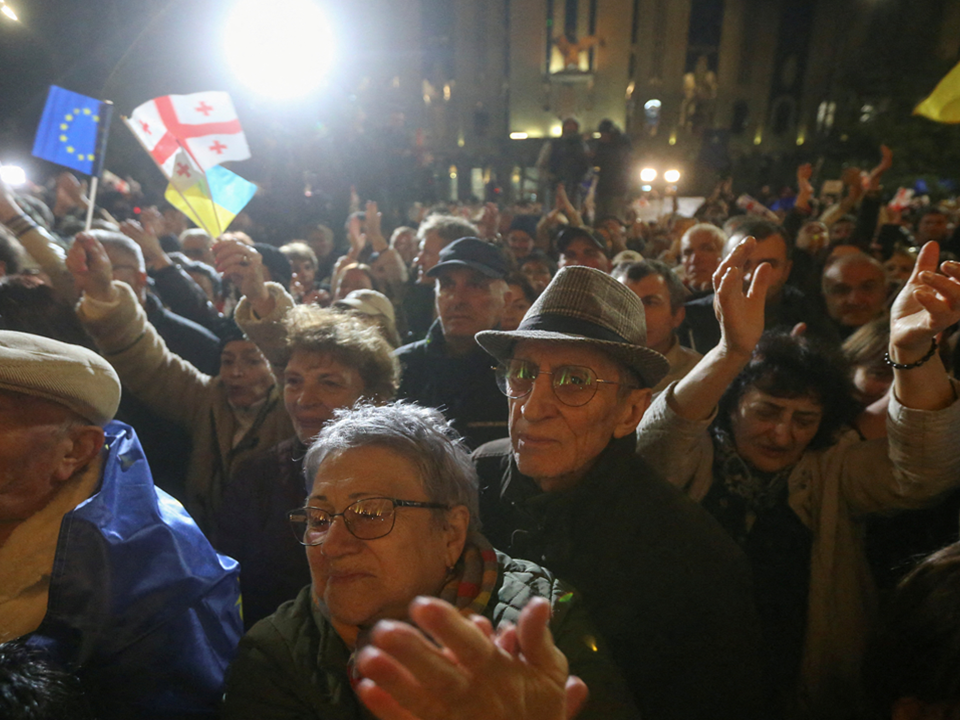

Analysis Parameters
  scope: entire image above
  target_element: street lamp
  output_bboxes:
[639,167,657,182]
[663,169,681,184]
[0,1,18,21]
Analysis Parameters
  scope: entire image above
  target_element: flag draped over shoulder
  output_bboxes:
[126,91,251,174]
[32,86,113,176]
[914,60,960,123]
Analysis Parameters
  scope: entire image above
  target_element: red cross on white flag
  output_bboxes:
[168,149,207,194]
[125,91,250,177]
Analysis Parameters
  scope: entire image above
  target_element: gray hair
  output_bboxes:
[681,223,726,253]
[89,230,145,273]
[417,214,479,244]
[304,402,481,531]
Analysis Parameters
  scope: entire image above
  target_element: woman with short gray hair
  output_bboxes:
[223,401,641,720]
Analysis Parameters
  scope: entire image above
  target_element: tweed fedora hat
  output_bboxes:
[476,265,670,389]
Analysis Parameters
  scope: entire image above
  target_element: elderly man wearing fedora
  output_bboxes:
[0,331,242,719]
[394,236,511,448]
[473,266,765,720]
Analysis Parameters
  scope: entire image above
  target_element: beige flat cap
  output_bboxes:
[0,331,121,425]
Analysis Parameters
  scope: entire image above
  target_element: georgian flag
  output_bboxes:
[125,91,250,177]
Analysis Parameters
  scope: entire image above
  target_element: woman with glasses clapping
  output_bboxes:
[221,402,641,720]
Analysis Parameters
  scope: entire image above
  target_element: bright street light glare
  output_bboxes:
[0,165,26,186]
[639,167,657,182]
[1,4,18,21]
[224,0,335,100]
[664,169,681,183]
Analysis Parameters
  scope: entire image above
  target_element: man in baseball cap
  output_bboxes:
[473,266,765,720]
[0,331,241,719]
[395,237,511,448]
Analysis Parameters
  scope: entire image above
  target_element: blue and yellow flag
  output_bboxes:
[32,86,113,176]
[165,163,257,236]
[914,60,960,124]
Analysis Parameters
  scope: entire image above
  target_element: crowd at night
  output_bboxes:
[3,1,960,719]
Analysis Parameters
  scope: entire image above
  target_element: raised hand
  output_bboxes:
[66,232,116,302]
[121,218,169,270]
[888,241,960,410]
[866,144,893,191]
[355,596,587,720]
[477,202,500,240]
[365,200,388,252]
[213,239,267,302]
[347,214,367,260]
[889,241,960,358]
[713,236,773,359]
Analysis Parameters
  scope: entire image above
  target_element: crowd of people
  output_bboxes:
[4,135,960,720]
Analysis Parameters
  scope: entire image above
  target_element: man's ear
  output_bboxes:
[442,505,471,568]
[52,426,105,484]
[613,387,653,438]
[671,305,686,331]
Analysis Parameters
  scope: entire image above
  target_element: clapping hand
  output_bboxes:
[355,596,588,720]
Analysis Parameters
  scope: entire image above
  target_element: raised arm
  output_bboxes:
[888,241,960,411]
[0,177,75,300]
[667,237,773,421]
[69,232,215,429]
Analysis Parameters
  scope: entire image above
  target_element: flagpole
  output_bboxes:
[84,100,114,233]
[83,176,98,232]
[121,115,215,238]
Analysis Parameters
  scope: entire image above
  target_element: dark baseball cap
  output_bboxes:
[556,226,608,255]
[426,237,509,279]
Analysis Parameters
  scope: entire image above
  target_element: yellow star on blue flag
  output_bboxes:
[32,85,112,176]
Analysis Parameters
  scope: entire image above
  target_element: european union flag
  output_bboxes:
[32,86,112,176]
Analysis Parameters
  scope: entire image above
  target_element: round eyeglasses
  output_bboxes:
[494,358,633,408]
[287,497,450,545]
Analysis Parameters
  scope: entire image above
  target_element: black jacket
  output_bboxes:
[394,319,508,449]
[474,435,766,720]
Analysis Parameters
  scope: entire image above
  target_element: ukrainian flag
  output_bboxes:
[165,165,257,236]
[32,86,112,176]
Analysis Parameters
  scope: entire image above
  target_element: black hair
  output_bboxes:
[864,542,960,719]
[729,216,793,258]
[613,259,688,313]
[253,243,292,291]
[0,278,97,351]
[715,331,860,452]
[0,641,95,720]
[504,271,538,304]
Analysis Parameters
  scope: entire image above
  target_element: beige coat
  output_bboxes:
[636,383,960,719]
[78,282,294,533]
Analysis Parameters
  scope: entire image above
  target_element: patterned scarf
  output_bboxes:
[706,425,795,539]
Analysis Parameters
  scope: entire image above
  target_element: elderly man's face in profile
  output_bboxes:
[305,445,468,629]
[507,341,651,493]
[0,391,100,543]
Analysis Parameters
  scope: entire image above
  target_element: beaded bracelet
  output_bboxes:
[884,338,938,370]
